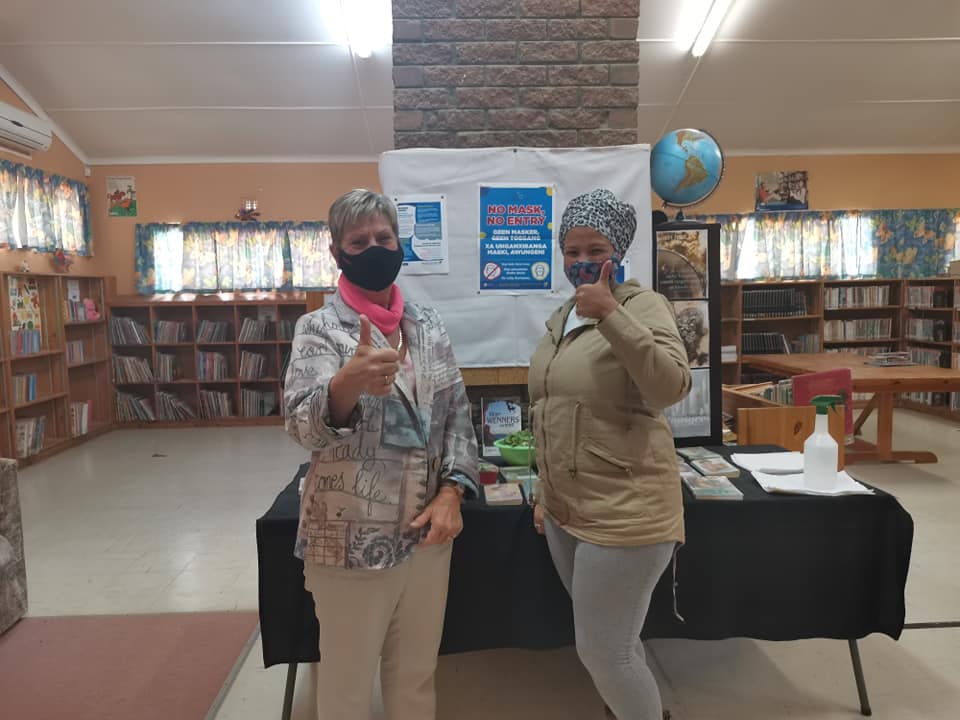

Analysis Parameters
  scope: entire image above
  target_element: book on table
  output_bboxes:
[483,482,525,507]
[690,456,740,478]
[682,474,744,501]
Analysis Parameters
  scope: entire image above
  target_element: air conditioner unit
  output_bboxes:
[0,100,53,154]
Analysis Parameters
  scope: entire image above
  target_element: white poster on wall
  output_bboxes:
[379,146,653,368]
[392,194,449,275]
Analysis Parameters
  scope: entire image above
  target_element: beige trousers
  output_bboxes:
[303,542,453,720]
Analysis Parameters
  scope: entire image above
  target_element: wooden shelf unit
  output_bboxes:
[109,292,322,426]
[0,272,112,465]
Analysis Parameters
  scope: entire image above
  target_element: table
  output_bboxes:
[257,447,913,718]
[744,352,960,463]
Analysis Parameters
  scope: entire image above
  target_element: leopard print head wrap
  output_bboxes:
[558,189,637,257]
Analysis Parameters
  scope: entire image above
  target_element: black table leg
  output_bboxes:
[281,662,298,720]
[848,639,872,716]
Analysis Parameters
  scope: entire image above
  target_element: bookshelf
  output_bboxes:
[109,292,322,427]
[0,272,112,465]
[900,278,958,415]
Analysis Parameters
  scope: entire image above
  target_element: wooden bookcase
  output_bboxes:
[109,292,322,427]
[0,272,113,465]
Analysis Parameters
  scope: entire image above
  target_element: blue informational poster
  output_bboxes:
[478,184,555,292]
[393,195,449,275]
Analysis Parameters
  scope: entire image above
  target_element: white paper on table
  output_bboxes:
[731,451,804,475]
[752,470,874,496]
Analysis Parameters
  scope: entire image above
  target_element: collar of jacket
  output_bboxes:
[546,279,647,346]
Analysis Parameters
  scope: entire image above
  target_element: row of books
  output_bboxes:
[278,319,295,341]
[760,378,794,405]
[824,318,892,341]
[906,285,952,308]
[63,299,92,322]
[114,356,154,384]
[11,328,41,356]
[200,390,233,418]
[239,351,267,379]
[198,352,229,381]
[824,285,892,308]
[67,340,84,365]
[742,288,809,318]
[239,317,272,341]
[790,333,821,353]
[742,332,790,355]
[70,400,91,436]
[116,391,155,422]
[197,320,230,342]
[826,345,896,357]
[15,416,45,458]
[909,348,950,368]
[904,391,952,407]
[156,353,179,382]
[12,373,37,404]
[905,318,950,342]
[241,388,277,416]
[156,391,196,421]
[155,320,187,343]
[110,316,150,345]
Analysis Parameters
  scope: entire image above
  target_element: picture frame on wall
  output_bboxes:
[653,220,722,446]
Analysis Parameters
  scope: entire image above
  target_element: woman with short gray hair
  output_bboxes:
[284,188,479,720]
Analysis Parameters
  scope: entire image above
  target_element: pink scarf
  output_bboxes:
[338,275,405,336]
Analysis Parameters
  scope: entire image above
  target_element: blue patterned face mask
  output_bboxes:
[565,256,620,288]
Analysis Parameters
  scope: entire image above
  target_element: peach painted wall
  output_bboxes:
[89,163,381,294]
[691,153,960,216]
[0,77,109,276]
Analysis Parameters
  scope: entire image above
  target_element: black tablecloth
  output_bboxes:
[256,446,913,668]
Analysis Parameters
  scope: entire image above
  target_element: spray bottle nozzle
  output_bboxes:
[811,395,842,415]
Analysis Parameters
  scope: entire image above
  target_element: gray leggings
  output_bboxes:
[545,516,673,720]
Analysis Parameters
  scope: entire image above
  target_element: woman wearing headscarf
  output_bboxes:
[284,189,478,720]
[528,189,691,720]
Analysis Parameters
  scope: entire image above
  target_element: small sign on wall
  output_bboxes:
[755,170,808,211]
[107,176,137,217]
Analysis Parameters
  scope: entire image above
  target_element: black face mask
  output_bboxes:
[337,244,404,291]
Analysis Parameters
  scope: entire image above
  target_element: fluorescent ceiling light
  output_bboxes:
[336,0,392,59]
[690,0,735,57]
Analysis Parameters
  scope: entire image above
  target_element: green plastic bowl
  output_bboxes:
[494,439,534,466]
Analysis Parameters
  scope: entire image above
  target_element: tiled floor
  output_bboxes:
[15,411,960,720]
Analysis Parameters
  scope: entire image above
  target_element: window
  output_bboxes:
[0,159,92,255]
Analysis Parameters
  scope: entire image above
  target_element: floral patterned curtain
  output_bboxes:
[0,159,91,254]
[694,208,959,280]
[135,221,337,294]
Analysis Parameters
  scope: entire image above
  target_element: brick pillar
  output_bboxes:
[392,0,639,149]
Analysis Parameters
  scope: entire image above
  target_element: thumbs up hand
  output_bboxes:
[344,314,401,397]
[575,260,618,320]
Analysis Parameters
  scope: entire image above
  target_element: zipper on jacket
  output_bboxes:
[569,401,582,479]
[539,339,562,491]
[583,440,632,473]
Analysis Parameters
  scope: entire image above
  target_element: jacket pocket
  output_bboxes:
[582,439,633,473]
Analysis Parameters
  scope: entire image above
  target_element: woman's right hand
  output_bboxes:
[533,503,546,535]
[342,314,401,397]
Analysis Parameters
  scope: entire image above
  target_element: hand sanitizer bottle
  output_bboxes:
[803,395,841,491]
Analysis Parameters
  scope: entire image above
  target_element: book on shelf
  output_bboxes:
[721,345,738,362]
[155,353,180,382]
[824,285,892,309]
[113,355,154,384]
[239,317,273,341]
[742,332,791,355]
[12,373,37,404]
[239,351,266,380]
[198,352,229,381]
[110,316,150,345]
[70,400,91,436]
[116,391,155,422]
[154,320,187,343]
[906,318,949,342]
[156,391,197,421]
[9,276,43,356]
[824,318,892,341]
[742,288,808,318]
[199,389,233,418]
[15,415,46,458]
[63,299,90,322]
[682,474,744,501]
[909,347,950,368]
[760,378,794,404]
[66,340,85,364]
[790,334,820,353]
[483,482,525,506]
[906,285,951,308]
[10,328,41,356]
[690,456,740,478]
[278,319,296,341]
[240,388,277,417]
[197,320,230,342]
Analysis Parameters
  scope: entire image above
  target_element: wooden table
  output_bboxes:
[744,352,960,463]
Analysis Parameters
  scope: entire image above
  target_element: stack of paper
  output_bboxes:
[752,470,874,496]
[730,451,804,475]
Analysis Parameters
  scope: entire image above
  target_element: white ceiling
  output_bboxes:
[0,0,958,164]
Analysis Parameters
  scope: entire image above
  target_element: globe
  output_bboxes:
[650,129,724,207]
